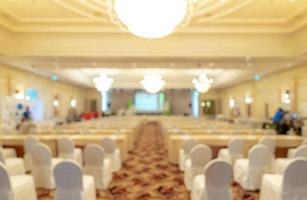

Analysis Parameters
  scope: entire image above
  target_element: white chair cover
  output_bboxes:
[259,137,276,171]
[288,140,307,158]
[0,163,37,200]
[260,158,307,200]
[259,137,275,153]
[0,146,16,158]
[0,149,25,176]
[101,138,121,172]
[83,144,112,190]
[58,138,83,166]
[234,144,272,191]
[23,137,38,172]
[191,160,233,200]
[54,161,96,200]
[274,145,307,174]
[179,139,199,171]
[218,137,244,166]
[184,144,212,191]
[31,143,62,189]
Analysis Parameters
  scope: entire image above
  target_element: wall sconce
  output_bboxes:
[281,90,291,104]
[53,99,59,107]
[244,94,253,104]
[229,98,236,108]
[70,99,77,108]
[13,90,24,100]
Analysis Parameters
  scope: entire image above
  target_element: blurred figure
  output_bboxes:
[273,108,284,134]
[22,106,32,121]
[279,111,291,135]
[293,118,304,136]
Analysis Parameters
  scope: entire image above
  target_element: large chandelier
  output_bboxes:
[193,73,213,93]
[140,74,165,94]
[108,0,193,39]
[92,74,114,92]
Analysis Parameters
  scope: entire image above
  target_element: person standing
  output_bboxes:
[273,108,284,134]
[22,106,31,121]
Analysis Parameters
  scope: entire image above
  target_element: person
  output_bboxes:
[18,106,34,134]
[22,106,31,121]
[273,108,284,134]
[293,118,304,136]
[279,111,291,135]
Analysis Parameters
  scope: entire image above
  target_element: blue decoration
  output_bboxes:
[17,103,23,110]
[51,74,59,81]
[254,74,261,81]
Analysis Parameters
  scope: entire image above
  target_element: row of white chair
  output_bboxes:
[179,137,307,200]
[0,159,98,200]
[23,137,122,173]
[0,137,123,200]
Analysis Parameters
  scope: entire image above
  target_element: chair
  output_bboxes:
[54,161,96,200]
[31,143,62,189]
[259,137,276,170]
[179,139,199,171]
[0,146,17,158]
[260,158,307,200]
[191,160,233,200]
[0,149,25,175]
[234,144,272,191]
[274,145,307,174]
[57,138,83,166]
[83,144,112,190]
[0,163,37,200]
[23,137,39,172]
[101,138,121,172]
[218,137,244,166]
[259,137,275,154]
[287,139,307,158]
[184,144,212,191]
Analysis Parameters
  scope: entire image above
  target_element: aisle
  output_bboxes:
[108,121,189,199]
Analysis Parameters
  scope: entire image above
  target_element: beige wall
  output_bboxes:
[0,65,87,120]
[216,65,307,119]
[84,89,101,113]
[201,90,222,115]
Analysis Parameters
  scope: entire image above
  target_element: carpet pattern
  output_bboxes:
[39,121,259,199]
[108,122,189,199]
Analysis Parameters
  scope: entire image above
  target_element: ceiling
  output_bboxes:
[0,0,306,90]
[0,0,306,33]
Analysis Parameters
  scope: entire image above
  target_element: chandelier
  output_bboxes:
[107,0,193,39]
[192,73,213,93]
[92,74,114,92]
[140,74,165,94]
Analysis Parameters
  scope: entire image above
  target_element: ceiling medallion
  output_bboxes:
[107,0,194,39]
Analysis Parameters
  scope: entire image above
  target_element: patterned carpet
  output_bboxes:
[39,121,259,200]
[108,122,189,200]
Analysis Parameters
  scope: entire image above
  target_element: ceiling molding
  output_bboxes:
[193,0,235,18]
[196,0,256,23]
[285,4,307,22]
[0,20,304,34]
[0,0,305,34]
[74,0,108,15]
[0,3,21,22]
[50,0,108,23]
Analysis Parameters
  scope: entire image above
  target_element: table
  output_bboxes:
[0,134,128,160]
[167,135,303,164]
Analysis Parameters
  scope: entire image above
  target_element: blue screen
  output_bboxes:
[135,92,164,113]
